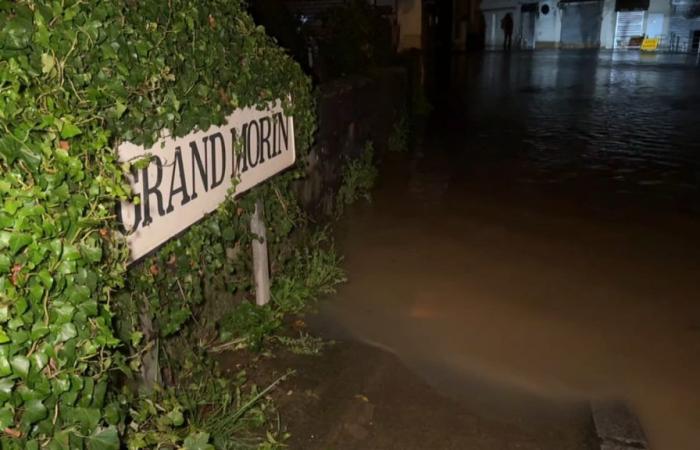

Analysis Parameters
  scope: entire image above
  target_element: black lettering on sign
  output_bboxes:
[247,120,260,168]
[274,112,289,153]
[166,147,191,214]
[260,116,273,161]
[209,132,226,189]
[142,156,166,227]
[190,138,209,200]
[238,124,249,174]
[230,127,238,176]
[272,115,278,158]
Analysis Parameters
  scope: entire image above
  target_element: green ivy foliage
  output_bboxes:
[0,0,313,447]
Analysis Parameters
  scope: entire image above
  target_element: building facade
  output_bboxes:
[480,0,700,50]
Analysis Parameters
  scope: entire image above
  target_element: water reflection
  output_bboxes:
[457,51,700,211]
[318,51,700,450]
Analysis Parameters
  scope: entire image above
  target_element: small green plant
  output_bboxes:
[211,229,346,351]
[275,333,330,356]
[272,229,346,315]
[125,351,290,450]
[388,113,409,153]
[217,229,345,351]
[218,302,282,351]
[336,141,378,216]
[180,369,292,450]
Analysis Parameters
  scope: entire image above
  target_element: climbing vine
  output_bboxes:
[0,0,314,448]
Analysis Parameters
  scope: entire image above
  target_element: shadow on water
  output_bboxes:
[315,51,700,450]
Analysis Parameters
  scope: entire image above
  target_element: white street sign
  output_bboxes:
[117,101,295,262]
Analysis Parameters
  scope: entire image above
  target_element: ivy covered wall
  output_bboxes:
[0,0,314,447]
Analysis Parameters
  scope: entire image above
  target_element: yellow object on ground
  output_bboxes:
[641,37,660,51]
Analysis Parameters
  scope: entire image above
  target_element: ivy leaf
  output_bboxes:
[10,354,30,379]
[129,331,143,347]
[0,231,10,249]
[85,426,119,450]
[183,432,214,450]
[56,323,78,343]
[48,379,69,402]
[22,399,48,425]
[166,406,184,427]
[80,243,102,263]
[38,269,54,290]
[62,244,81,261]
[115,101,127,119]
[34,16,51,48]
[30,350,49,372]
[0,327,11,344]
[63,407,100,433]
[31,323,50,340]
[60,120,82,139]
[2,14,33,49]
[9,233,32,255]
[103,403,121,426]
[0,405,14,429]
[0,356,11,377]
[0,378,14,402]
[41,53,55,74]
[47,430,71,450]
[91,381,107,409]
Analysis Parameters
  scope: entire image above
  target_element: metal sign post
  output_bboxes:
[250,200,271,306]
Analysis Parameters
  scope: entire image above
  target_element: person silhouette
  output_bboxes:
[501,13,513,50]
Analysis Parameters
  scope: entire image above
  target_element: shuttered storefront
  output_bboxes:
[669,2,700,52]
[560,0,604,48]
[614,11,645,47]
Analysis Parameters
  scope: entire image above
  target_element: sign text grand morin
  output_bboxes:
[117,101,296,261]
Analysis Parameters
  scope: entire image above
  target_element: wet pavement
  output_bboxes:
[317,51,700,450]
[451,50,700,213]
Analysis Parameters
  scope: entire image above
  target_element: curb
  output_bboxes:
[591,401,648,449]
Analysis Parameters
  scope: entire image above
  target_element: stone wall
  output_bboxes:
[298,67,408,215]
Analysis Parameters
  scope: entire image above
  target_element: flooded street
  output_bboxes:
[317,51,700,449]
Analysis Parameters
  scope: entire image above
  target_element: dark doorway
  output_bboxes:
[520,3,538,49]
[560,0,604,48]
[424,0,455,100]
[423,0,455,53]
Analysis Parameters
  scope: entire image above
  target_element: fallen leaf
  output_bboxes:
[10,264,22,286]
[3,428,21,439]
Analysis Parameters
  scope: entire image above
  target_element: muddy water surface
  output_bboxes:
[317,52,700,449]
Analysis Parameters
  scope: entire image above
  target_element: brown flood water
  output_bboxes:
[317,52,700,449]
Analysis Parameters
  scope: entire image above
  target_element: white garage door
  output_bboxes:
[614,11,645,48]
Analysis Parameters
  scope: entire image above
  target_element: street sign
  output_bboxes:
[117,101,296,262]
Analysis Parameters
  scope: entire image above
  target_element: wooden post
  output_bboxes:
[250,200,271,306]
[138,305,160,392]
